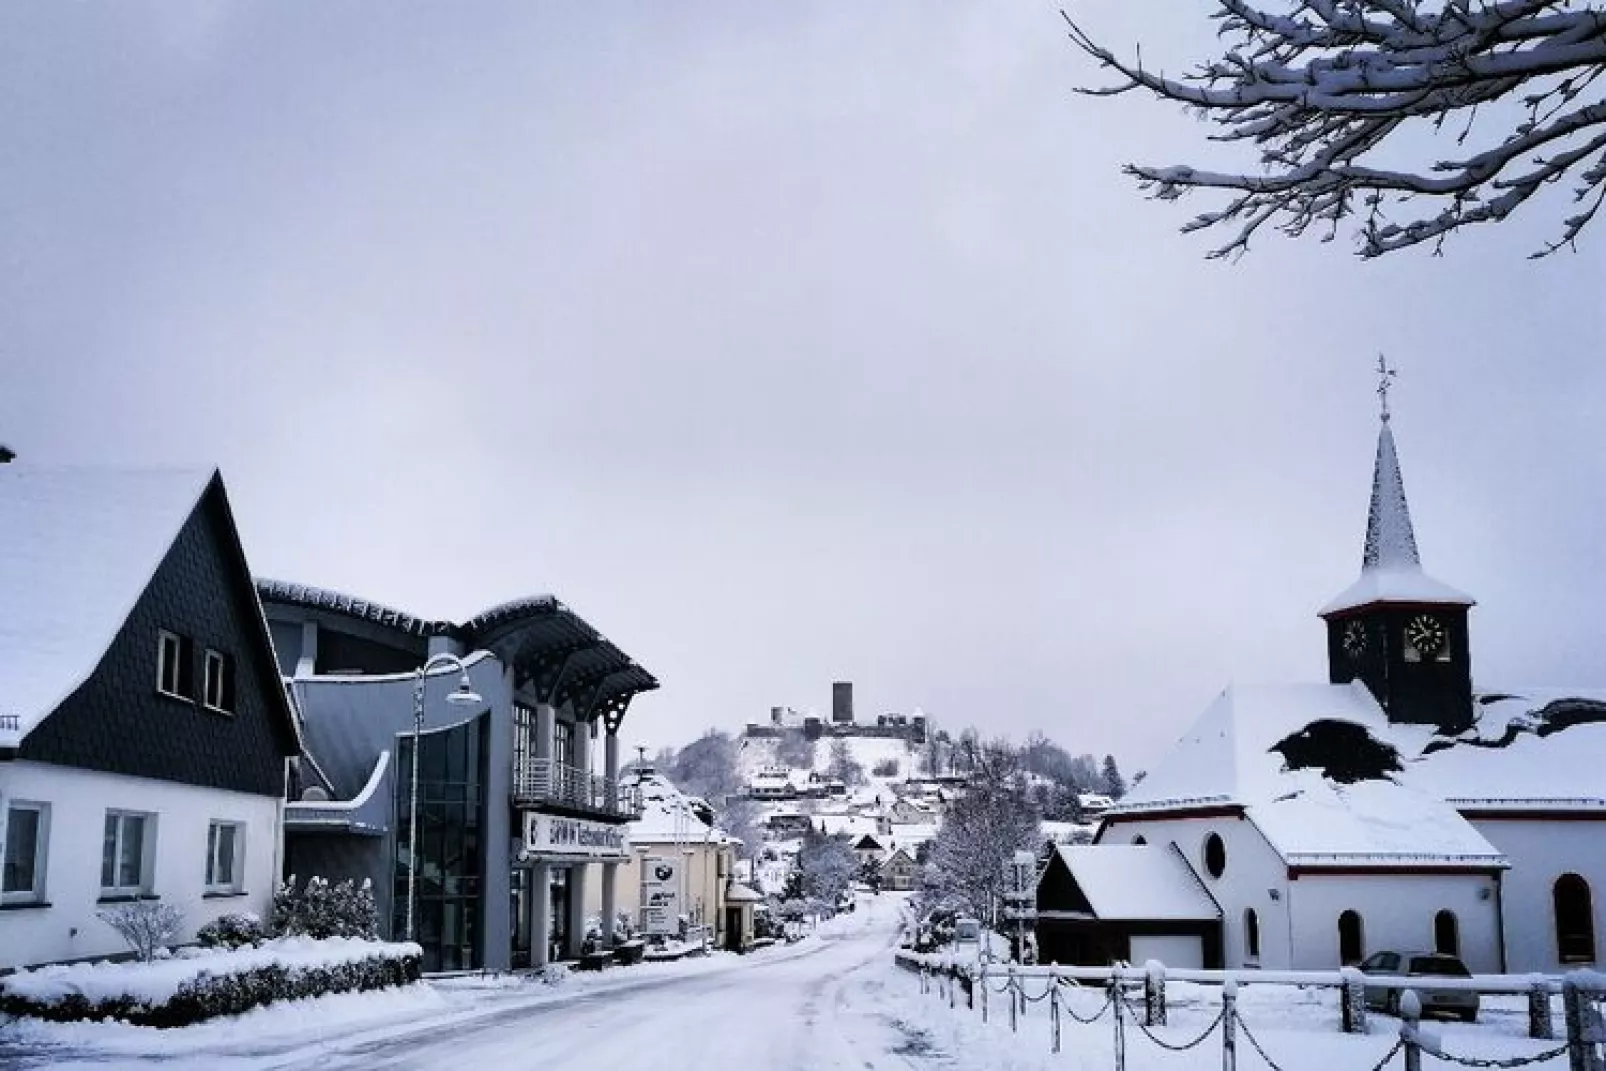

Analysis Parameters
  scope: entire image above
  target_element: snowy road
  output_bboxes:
[2,894,939,1071]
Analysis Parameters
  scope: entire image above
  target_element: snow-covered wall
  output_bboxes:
[1472,818,1606,973]
[0,761,281,970]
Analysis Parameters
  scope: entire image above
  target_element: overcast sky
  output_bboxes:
[4,3,1604,772]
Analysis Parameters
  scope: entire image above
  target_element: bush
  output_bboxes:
[0,942,422,1028]
[97,902,185,963]
[197,913,265,950]
[872,758,900,777]
[271,875,378,939]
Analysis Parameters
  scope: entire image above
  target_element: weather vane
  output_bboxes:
[1376,354,1397,422]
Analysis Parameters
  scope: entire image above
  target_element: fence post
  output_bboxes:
[1112,975,1127,1071]
[1530,976,1555,1041]
[1008,966,1018,1032]
[981,962,989,1023]
[1563,975,1604,1071]
[1401,989,1423,1071]
[1222,976,1238,1071]
[1145,960,1167,1027]
[1051,979,1062,1054]
[949,966,957,1009]
[966,967,974,1010]
[1341,966,1368,1034]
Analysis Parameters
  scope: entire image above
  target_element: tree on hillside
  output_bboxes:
[1101,755,1127,801]
[1064,2,1606,258]
[919,738,1042,920]
[827,738,865,787]
[669,730,741,803]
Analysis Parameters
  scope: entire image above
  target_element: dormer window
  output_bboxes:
[157,630,195,701]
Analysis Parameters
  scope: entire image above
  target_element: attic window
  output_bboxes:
[157,631,195,701]
[1203,833,1226,879]
[203,650,236,714]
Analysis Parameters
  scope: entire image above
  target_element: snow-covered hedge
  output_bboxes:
[0,936,422,1028]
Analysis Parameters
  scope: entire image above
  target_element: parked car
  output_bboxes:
[1359,951,1479,1022]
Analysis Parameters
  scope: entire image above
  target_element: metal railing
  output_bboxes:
[512,758,639,818]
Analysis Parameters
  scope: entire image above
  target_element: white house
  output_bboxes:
[0,467,302,970]
[1048,402,1606,975]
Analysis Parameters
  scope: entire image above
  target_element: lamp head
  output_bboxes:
[447,672,483,707]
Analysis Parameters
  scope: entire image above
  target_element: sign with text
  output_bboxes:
[522,813,630,861]
[640,856,681,936]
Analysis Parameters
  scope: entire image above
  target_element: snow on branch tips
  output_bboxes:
[1062,2,1606,258]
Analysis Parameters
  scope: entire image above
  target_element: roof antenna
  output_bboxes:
[1376,354,1397,423]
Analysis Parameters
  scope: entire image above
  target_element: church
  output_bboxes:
[1035,386,1606,976]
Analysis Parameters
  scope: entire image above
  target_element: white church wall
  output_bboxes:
[0,760,282,970]
[1471,818,1606,974]
[1100,814,1289,968]
[1285,871,1501,973]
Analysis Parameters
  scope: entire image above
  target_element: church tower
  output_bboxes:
[1320,363,1475,733]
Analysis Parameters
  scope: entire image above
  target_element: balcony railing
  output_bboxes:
[513,758,639,819]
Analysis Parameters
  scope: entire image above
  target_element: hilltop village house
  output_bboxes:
[259,580,656,972]
[1,468,300,971]
[1039,403,1606,975]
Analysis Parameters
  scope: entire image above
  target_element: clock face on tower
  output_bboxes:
[1342,620,1369,660]
[1405,614,1448,661]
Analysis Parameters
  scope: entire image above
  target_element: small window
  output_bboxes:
[157,630,195,700]
[1244,908,1260,961]
[2,802,49,904]
[1338,909,1365,965]
[1555,873,1596,964]
[1204,832,1226,879]
[101,811,153,897]
[1434,910,1460,956]
[206,821,243,892]
[1131,834,1147,846]
[203,650,236,713]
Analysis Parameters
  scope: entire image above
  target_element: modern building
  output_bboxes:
[1050,394,1606,974]
[258,580,656,972]
[0,468,300,971]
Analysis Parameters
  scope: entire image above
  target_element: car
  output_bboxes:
[1359,951,1480,1023]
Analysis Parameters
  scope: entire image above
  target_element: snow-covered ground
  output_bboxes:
[1,894,1577,1070]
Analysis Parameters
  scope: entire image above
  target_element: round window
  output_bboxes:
[1204,832,1226,878]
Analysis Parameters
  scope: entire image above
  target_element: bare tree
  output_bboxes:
[1064,2,1606,258]
[919,738,1042,920]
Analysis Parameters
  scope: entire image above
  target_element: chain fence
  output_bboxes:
[895,953,1605,1071]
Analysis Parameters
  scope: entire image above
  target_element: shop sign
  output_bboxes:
[522,813,630,860]
[640,856,681,936]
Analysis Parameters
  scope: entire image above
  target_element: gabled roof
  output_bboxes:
[1108,682,1504,868]
[0,468,299,753]
[1322,418,1473,616]
[1046,845,1220,921]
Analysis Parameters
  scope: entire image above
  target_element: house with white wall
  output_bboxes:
[0,467,300,971]
[1042,400,1606,975]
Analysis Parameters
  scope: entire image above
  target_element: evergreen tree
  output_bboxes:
[1101,754,1126,800]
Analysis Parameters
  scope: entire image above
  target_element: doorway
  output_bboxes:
[725,908,743,952]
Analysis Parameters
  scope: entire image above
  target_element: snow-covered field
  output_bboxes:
[1,894,1582,1070]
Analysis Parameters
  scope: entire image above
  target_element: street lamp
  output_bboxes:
[405,653,482,943]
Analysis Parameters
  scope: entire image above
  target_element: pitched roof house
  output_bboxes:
[0,468,299,970]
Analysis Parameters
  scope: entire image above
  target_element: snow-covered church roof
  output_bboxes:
[0,467,219,748]
[1321,417,1473,616]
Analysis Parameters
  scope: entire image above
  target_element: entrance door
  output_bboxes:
[725,908,743,952]
[510,868,531,969]
[550,868,569,961]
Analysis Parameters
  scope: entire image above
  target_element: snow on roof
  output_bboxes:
[1113,682,1503,867]
[1051,845,1220,921]
[624,770,734,844]
[1405,691,1606,808]
[1320,566,1475,617]
[0,467,215,747]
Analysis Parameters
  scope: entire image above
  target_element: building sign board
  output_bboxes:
[640,856,682,936]
[522,813,630,861]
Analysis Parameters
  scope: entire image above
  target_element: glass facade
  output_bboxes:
[394,714,487,972]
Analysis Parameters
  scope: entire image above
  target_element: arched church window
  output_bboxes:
[1434,910,1459,956]
[1203,832,1226,879]
[1555,874,1596,963]
[1338,910,1365,965]
[1244,908,1260,960]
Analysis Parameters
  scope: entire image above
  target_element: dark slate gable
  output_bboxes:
[19,477,296,796]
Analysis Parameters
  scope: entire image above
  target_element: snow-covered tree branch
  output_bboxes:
[1063,2,1606,257]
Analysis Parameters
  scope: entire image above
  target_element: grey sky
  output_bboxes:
[4,3,1603,772]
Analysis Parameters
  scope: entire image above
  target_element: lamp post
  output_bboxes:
[405,653,482,944]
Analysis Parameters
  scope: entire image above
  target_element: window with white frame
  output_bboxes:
[203,649,236,713]
[2,802,49,904]
[157,630,195,700]
[205,821,243,892]
[101,811,153,897]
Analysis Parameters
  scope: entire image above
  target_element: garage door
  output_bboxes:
[1128,935,1203,969]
